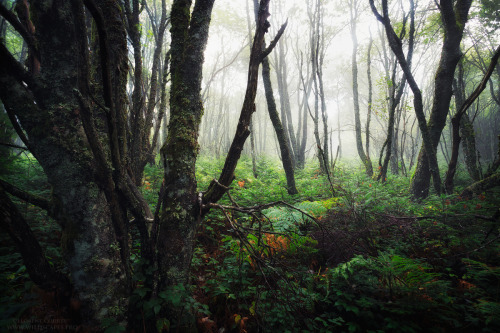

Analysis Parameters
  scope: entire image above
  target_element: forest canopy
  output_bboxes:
[1,0,499,331]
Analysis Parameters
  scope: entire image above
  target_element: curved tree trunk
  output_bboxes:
[407,0,472,199]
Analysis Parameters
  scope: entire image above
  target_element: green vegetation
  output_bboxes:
[2,153,499,332]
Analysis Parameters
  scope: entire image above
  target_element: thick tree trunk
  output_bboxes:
[159,0,215,290]
[0,1,132,326]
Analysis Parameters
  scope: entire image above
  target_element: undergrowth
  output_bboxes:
[1,154,499,332]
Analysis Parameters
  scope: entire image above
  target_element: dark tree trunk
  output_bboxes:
[444,44,500,193]
[204,0,288,205]
[0,1,132,325]
[261,54,298,194]
[460,112,481,181]
[252,0,297,194]
[275,40,298,165]
[408,0,472,199]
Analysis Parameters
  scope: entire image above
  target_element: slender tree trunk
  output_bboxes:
[296,54,311,169]
[351,0,372,176]
[461,112,481,180]
[203,0,288,204]
[246,0,259,178]
[365,31,373,159]
[261,53,298,194]
[444,44,500,193]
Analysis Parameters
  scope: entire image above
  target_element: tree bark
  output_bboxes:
[158,0,215,291]
[1,1,135,326]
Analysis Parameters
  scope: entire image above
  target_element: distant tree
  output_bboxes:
[350,0,373,177]
[251,0,297,194]
[376,1,415,183]
[370,0,473,199]
[307,0,330,173]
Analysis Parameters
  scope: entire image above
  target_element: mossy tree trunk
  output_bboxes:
[0,0,135,326]
[157,0,215,298]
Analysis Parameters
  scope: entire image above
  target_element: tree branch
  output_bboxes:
[83,0,122,169]
[260,19,288,62]
[0,178,51,211]
[0,2,38,57]
[0,184,70,293]
[457,43,500,118]
[0,141,28,150]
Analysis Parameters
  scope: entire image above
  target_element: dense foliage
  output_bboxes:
[1,153,499,332]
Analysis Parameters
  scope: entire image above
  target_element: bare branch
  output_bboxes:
[260,19,288,62]
[0,178,51,212]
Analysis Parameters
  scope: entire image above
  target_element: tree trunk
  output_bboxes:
[444,44,500,193]
[408,0,472,199]
[351,0,373,177]
[261,53,298,194]
[158,0,215,290]
[0,1,132,325]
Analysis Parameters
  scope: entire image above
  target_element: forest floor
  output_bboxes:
[1,155,500,332]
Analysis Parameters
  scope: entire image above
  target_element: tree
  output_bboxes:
[124,0,170,184]
[0,0,286,328]
[350,0,373,177]
[250,0,297,195]
[444,44,500,193]
[370,0,473,199]
[376,2,415,182]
